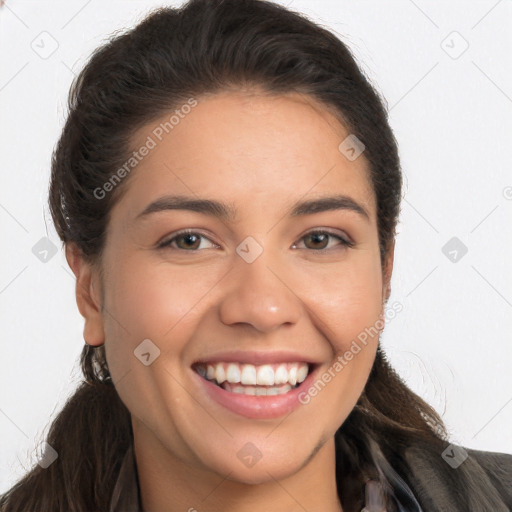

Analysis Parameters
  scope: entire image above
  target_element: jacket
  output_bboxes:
[109,442,512,511]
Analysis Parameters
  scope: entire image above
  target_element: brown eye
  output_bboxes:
[157,229,353,253]
[295,230,354,251]
[175,233,201,250]
[158,230,217,251]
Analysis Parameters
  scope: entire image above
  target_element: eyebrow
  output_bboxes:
[135,194,370,223]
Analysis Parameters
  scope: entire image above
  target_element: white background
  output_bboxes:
[1,0,511,494]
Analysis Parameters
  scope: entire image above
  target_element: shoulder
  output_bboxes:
[402,442,512,511]
[465,447,512,505]
[466,446,512,470]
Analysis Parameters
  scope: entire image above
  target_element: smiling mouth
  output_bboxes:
[192,361,312,396]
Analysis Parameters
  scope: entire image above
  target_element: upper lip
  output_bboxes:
[192,350,322,366]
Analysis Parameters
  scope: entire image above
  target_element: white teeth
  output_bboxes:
[256,364,275,386]
[223,382,293,396]
[198,361,311,388]
[274,364,288,385]
[226,363,241,384]
[288,366,297,386]
[297,364,308,383]
[244,386,256,395]
[215,364,226,384]
[240,364,257,385]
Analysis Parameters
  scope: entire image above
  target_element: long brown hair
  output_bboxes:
[1,0,455,510]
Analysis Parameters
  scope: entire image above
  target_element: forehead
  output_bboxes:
[115,90,376,224]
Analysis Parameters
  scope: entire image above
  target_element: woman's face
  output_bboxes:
[79,90,392,484]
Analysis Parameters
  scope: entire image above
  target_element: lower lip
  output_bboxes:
[191,364,320,419]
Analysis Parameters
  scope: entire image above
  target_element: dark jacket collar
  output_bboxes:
[109,443,512,511]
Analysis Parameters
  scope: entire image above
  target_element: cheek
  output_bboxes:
[103,255,222,341]
[101,256,221,420]
[304,274,381,425]
[298,253,383,352]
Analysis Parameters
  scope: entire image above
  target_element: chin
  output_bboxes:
[198,447,307,486]
[223,463,301,486]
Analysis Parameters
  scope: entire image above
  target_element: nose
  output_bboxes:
[218,249,303,333]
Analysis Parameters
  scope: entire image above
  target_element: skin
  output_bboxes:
[67,89,394,512]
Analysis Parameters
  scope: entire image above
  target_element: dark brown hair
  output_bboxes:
[1,1,456,510]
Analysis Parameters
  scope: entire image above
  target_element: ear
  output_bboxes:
[65,243,105,346]
[382,239,395,305]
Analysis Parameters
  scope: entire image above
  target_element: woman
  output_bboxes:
[1,0,510,510]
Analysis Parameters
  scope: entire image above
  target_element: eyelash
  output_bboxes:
[157,229,354,252]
